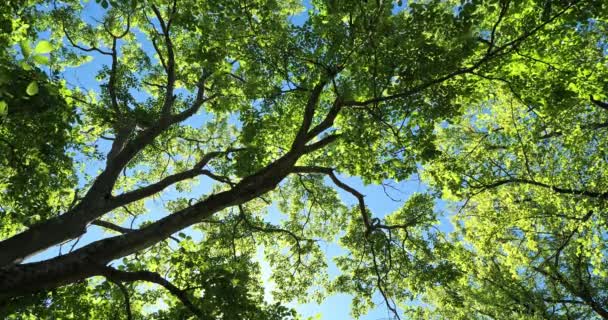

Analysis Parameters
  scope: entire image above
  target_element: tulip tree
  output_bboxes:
[0,0,606,319]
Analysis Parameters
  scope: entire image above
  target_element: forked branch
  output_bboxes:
[100,266,203,318]
[292,166,372,233]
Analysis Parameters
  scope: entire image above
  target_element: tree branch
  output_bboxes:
[111,149,233,207]
[292,166,372,233]
[62,24,112,56]
[302,134,342,154]
[292,81,327,148]
[91,220,135,234]
[109,280,132,320]
[100,266,203,318]
[0,140,305,294]
[487,0,510,54]
[534,266,608,319]
[590,95,608,111]
[306,98,343,141]
[201,170,235,187]
[103,12,131,117]
[151,4,177,117]
[0,85,219,266]
[471,178,607,199]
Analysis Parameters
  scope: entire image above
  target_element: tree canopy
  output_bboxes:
[0,0,607,319]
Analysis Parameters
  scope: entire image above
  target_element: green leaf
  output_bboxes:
[34,40,53,54]
[20,61,32,71]
[0,100,7,116]
[33,54,50,65]
[19,40,31,58]
[26,81,39,96]
[101,0,108,9]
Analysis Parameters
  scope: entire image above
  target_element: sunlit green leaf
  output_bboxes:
[33,40,52,54]
[26,81,38,96]
[32,54,49,65]
[0,100,7,116]
[19,39,31,58]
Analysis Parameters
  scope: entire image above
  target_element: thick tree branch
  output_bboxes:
[106,125,135,164]
[0,137,222,266]
[0,141,304,295]
[0,76,214,250]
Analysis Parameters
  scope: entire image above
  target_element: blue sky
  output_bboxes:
[25,1,451,318]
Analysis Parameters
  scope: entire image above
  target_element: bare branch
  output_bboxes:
[369,241,402,320]
[237,205,318,252]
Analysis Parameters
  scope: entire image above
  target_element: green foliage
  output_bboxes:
[1,0,608,319]
[409,3,608,318]
[0,62,79,237]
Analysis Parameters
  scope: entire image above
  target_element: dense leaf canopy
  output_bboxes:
[0,0,607,319]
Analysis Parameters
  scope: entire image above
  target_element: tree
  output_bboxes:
[0,0,606,319]
[399,2,608,318]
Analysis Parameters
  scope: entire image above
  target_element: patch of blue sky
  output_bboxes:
[289,0,310,27]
